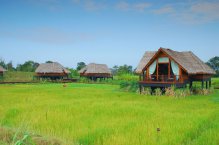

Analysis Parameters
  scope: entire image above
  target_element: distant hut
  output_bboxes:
[35,62,70,80]
[136,47,215,92]
[79,63,112,80]
[0,65,6,77]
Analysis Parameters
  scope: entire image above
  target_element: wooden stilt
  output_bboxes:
[189,81,193,90]
[206,81,208,89]
[209,80,211,88]
[139,85,142,94]
[202,81,204,89]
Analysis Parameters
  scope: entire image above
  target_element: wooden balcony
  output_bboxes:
[139,75,187,87]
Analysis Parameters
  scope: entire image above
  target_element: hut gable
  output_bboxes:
[135,51,156,74]
[35,62,70,74]
[0,66,6,72]
[136,47,215,75]
[79,63,111,74]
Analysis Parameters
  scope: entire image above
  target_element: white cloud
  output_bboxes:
[83,0,106,11]
[116,1,129,11]
[116,1,151,12]
[133,2,151,12]
[152,1,219,24]
[153,5,174,14]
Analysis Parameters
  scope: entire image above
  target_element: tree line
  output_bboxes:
[1,56,219,76]
[0,59,135,76]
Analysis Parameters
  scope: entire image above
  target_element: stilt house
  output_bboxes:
[35,62,70,80]
[136,47,215,91]
[79,63,112,80]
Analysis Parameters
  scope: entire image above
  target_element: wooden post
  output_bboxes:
[143,71,145,81]
[206,81,208,89]
[168,60,170,79]
[209,79,211,88]
[202,80,204,89]
[189,81,193,90]
[139,84,142,94]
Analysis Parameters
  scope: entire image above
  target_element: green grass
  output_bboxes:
[0,83,219,145]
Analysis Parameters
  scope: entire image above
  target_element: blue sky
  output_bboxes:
[0,0,219,69]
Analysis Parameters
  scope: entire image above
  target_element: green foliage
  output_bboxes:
[112,64,133,75]
[0,58,7,69]
[76,62,86,71]
[206,56,219,77]
[3,71,34,82]
[154,88,162,96]
[141,87,152,95]
[0,83,219,145]
[68,68,79,78]
[16,61,39,72]
[116,74,138,81]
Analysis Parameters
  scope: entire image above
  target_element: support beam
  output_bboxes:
[139,85,142,94]
[209,80,211,88]
[202,80,204,89]
[206,81,208,89]
[189,81,193,90]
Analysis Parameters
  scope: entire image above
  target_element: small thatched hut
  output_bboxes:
[35,62,70,80]
[136,47,215,92]
[79,63,112,80]
[0,65,6,77]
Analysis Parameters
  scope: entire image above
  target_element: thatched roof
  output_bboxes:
[79,63,111,74]
[136,48,216,75]
[135,51,156,74]
[0,66,6,72]
[35,62,70,74]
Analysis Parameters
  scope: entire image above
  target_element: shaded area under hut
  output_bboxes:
[35,62,70,80]
[136,47,216,93]
[79,63,113,81]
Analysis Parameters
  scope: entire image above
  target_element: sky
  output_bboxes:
[0,0,219,69]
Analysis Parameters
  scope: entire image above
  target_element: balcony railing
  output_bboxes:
[142,75,182,83]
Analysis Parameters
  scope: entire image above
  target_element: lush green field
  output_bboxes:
[0,83,219,145]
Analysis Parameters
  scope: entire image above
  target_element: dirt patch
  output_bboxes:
[0,127,62,145]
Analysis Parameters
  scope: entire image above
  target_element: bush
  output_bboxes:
[165,86,175,97]
[154,88,162,96]
[141,87,151,95]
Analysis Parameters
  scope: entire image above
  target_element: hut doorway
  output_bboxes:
[158,63,168,75]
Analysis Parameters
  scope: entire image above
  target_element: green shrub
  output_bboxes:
[141,87,152,95]
[154,88,162,96]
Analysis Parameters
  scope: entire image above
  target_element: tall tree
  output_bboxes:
[0,58,7,69]
[76,62,86,71]
[117,64,133,75]
[206,56,219,77]
[6,61,15,71]
[16,61,39,72]
[46,61,53,63]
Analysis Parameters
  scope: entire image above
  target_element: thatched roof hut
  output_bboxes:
[136,48,215,75]
[136,47,215,90]
[79,63,112,79]
[35,62,70,79]
[0,66,6,73]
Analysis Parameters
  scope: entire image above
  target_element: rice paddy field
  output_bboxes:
[0,79,219,145]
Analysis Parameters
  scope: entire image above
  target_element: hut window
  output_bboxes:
[158,57,169,63]
[149,60,157,75]
[171,60,179,80]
